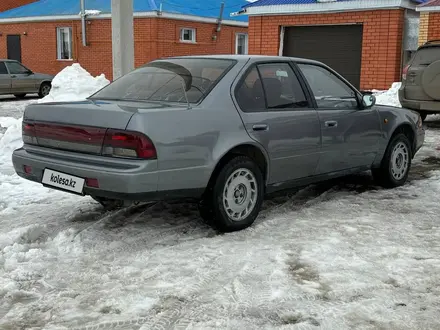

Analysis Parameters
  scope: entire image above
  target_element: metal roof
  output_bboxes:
[244,0,428,8]
[418,0,440,6]
[0,0,248,22]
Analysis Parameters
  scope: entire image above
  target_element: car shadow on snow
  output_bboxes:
[67,164,435,242]
[0,94,40,102]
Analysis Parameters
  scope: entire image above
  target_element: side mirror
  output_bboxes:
[362,93,376,108]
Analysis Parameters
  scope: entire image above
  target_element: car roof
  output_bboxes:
[157,54,324,65]
[418,40,440,50]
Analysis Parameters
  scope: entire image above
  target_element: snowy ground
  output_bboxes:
[1,76,440,329]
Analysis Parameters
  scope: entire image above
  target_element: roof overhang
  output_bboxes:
[417,5,440,11]
[0,10,248,27]
[232,0,417,16]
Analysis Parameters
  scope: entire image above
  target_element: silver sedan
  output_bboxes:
[12,55,425,232]
[0,59,53,99]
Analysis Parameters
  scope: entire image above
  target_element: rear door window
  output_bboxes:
[0,62,8,74]
[235,66,266,112]
[256,63,309,110]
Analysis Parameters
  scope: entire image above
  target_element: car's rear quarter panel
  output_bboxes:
[125,60,269,193]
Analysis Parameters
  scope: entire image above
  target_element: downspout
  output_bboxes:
[80,0,87,46]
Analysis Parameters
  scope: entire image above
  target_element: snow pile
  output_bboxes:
[374,82,402,107]
[39,63,110,103]
[0,117,23,165]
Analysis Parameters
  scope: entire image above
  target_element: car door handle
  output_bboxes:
[252,124,268,131]
[325,121,338,128]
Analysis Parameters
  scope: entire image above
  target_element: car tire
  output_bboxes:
[14,93,26,99]
[372,133,412,188]
[202,156,264,232]
[38,82,51,98]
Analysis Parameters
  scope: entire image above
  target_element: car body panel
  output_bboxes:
[11,55,425,203]
[24,100,142,130]
[399,42,440,113]
[125,59,270,192]
[239,109,321,184]
[314,108,383,174]
[0,72,11,93]
[0,59,53,95]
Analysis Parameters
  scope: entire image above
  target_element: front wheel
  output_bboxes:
[372,133,412,188]
[201,156,264,232]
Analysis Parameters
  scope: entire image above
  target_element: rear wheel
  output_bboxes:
[38,82,51,98]
[372,133,412,188]
[200,156,264,232]
[14,93,26,99]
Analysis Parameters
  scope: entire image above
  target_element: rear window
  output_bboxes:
[90,58,236,104]
[411,47,440,65]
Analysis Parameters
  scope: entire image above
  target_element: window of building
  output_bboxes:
[180,28,196,43]
[236,33,248,55]
[57,27,73,60]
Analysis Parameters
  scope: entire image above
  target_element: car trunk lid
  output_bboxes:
[22,99,178,156]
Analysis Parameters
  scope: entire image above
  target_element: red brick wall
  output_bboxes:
[249,9,405,90]
[0,17,247,80]
[0,0,37,13]
[428,12,440,40]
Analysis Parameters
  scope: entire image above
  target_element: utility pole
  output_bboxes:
[111,0,134,80]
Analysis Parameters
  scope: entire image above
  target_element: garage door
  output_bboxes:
[283,25,363,89]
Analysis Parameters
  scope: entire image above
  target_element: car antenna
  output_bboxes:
[181,79,191,109]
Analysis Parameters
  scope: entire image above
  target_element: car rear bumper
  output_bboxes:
[399,89,440,112]
[13,146,164,201]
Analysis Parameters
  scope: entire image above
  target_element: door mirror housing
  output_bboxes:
[361,93,376,108]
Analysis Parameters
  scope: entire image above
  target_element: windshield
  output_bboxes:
[90,58,236,104]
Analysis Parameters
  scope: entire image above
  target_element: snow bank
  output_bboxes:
[39,63,110,103]
[374,82,402,108]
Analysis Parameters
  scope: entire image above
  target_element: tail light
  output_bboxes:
[102,129,157,160]
[402,64,409,81]
[21,121,157,160]
[22,122,37,144]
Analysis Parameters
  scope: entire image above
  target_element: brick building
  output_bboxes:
[417,0,440,44]
[0,0,248,80]
[233,0,429,90]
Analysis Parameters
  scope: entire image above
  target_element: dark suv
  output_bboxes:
[399,40,440,121]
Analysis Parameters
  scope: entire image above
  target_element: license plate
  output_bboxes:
[42,169,85,194]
